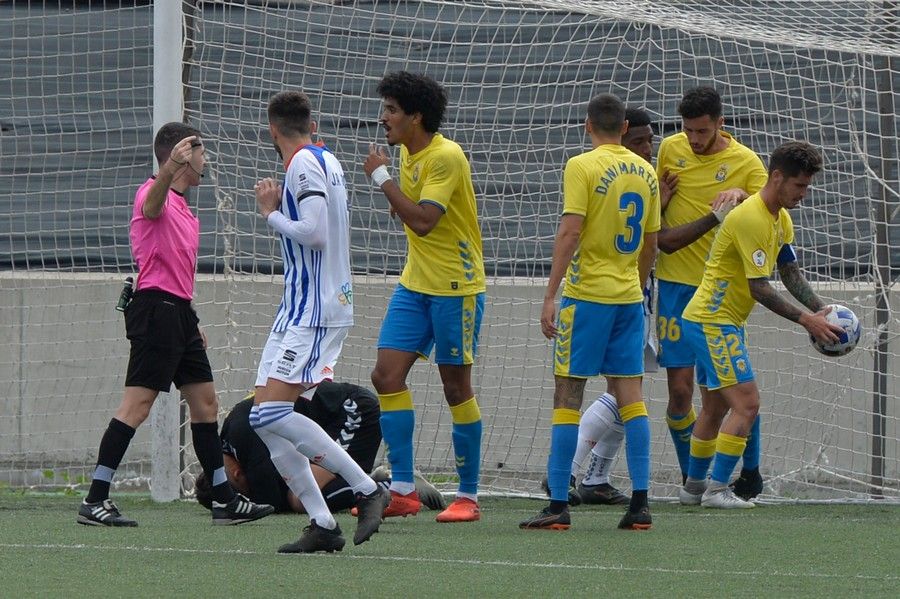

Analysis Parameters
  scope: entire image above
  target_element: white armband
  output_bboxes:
[712,200,737,223]
[370,165,392,188]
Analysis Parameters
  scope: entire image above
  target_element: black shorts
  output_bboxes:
[318,395,382,474]
[124,289,214,392]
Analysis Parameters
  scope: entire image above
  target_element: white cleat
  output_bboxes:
[678,486,704,506]
[701,486,755,509]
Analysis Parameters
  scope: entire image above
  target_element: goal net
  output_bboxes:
[1,0,897,502]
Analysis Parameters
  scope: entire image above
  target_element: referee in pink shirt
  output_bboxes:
[77,122,273,527]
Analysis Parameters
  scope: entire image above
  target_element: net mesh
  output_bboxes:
[1,0,897,501]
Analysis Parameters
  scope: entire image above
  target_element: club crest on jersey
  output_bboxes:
[752,249,766,267]
[338,282,353,305]
[715,164,728,182]
[677,158,686,168]
[412,163,421,183]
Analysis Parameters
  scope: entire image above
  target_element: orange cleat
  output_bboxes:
[435,497,480,523]
[382,490,422,518]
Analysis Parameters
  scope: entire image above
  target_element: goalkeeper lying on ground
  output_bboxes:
[195,381,444,514]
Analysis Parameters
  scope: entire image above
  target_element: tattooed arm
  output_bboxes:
[748,278,804,322]
[778,261,825,312]
[748,278,841,343]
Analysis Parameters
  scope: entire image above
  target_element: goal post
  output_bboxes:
[1,0,897,503]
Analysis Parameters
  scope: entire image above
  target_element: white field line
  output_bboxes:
[0,543,897,582]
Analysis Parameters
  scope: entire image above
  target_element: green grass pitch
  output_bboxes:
[1,493,898,598]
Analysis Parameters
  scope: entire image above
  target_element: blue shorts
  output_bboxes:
[553,297,644,378]
[682,319,755,390]
[377,284,484,365]
[657,280,698,368]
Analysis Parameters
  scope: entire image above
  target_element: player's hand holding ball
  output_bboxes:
[809,304,861,357]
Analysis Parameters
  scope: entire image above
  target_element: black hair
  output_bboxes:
[768,141,823,178]
[153,121,200,165]
[678,86,723,120]
[624,107,653,129]
[267,91,313,136]
[377,71,448,133]
[586,93,626,135]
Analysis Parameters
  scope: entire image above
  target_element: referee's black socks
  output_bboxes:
[191,421,235,504]
[85,418,136,503]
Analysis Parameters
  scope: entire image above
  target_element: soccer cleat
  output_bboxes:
[730,470,764,500]
[415,472,447,511]
[371,465,447,511]
[352,486,390,545]
[701,486,755,509]
[518,506,571,530]
[77,499,138,527]
[277,520,346,554]
[435,497,480,523]
[617,506,652,530]
[370,464,391,483]
[382,490,422,518]
[678,486,704,506]
[540,475,582,507]
[211,493,275,525]
[577,482,629,505]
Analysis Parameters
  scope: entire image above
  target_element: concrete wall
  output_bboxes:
[0,272,896,499]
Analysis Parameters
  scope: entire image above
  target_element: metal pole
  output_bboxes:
[869,0,897,498]
[150,0,184,502]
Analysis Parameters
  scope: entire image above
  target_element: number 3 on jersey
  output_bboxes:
[615,191,644,254]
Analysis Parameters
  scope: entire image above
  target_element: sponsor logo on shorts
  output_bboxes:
[320,365,333,377]
[282,349,297,363]
[312,453,326,464]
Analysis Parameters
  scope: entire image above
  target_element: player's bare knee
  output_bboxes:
[666,387,694,415]
[442,382,472,406]
[370,366,394,394]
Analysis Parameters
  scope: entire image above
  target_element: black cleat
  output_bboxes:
[540,475,582,507]
[519,506,571,530]
[617,506,652,530]
[352,485,390,545]
[211,493,274,525]
[577,482,629,505]
[278,520,346,553]
[730,469,764,500]
[77,499,138,527]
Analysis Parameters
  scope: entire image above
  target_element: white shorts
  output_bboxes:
[255,325,349,387]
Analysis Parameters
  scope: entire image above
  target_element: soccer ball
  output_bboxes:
[810,304,861,357]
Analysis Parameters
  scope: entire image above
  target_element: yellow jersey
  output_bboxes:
[398,133,485,296]
[655,131,767,286]
[561,144,661,304]
[683,193,794,326]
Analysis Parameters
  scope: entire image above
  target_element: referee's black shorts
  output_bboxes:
[124,289,214,392]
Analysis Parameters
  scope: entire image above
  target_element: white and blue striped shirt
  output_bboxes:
[271,144,353,332]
